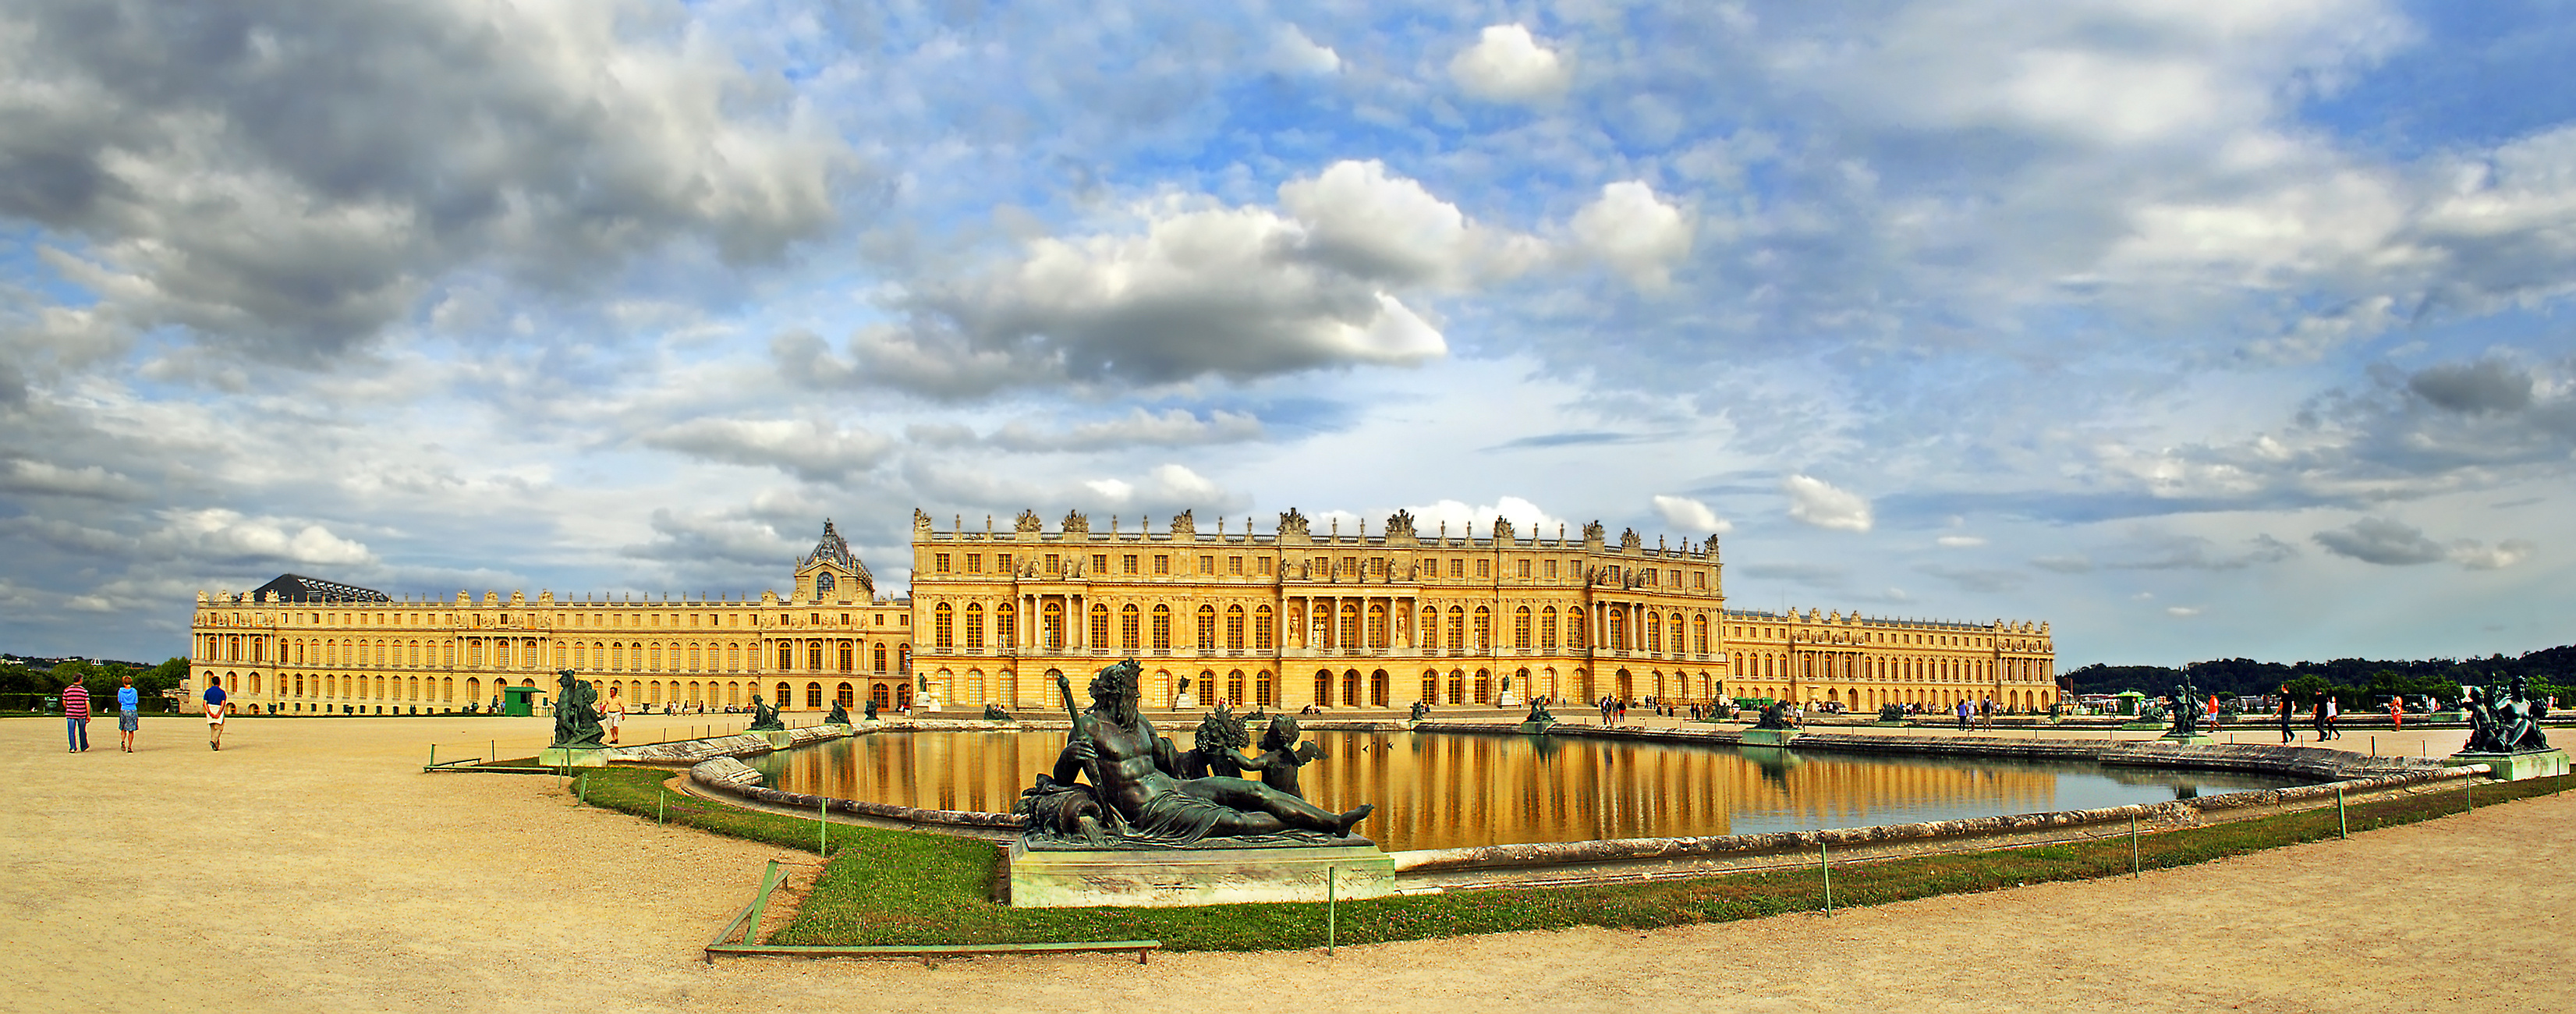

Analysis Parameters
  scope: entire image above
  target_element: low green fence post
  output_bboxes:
[1819,838,1834,917]
[2129,814,2139,878]
[2336,786,2347,839]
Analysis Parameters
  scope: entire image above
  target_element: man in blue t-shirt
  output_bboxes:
[116,673,141,752]
[204,680,229,751]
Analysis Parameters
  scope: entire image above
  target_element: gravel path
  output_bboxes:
[4,715,2566,1012]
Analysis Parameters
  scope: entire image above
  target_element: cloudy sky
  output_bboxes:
[4,1,2571,668]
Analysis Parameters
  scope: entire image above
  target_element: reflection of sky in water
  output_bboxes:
[754,729,2307,853]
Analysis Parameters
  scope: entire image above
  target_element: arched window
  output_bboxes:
[1515,607,1532,650]
[1255,670,1276,707]
[1369,668,1388,707]
[836,682,855,707]
[1646,613,1661,654]
[1151,604,1171,651]
[1196,605,1217,651]
[1043,601,1064,649]
[1367,603,1387,650]
[1694,615,1710,654]
[1226,606,1245,651]
[1226,668,1246,704]
[964,603,984,650]
[1447,668,1465,704]
[1121,604,1141,652]
[806,682,824,708]
[1254,606,1274,651]
[934,603,955,648]
[1313,669,1332,706]
[1472,607,1490,654]
[1339,601,1361,651]
[838,641,852,672]
[650,644,663,670]
[1568,607,1586,649]
[1446,606,1465,653]
[873,643,887,671]
[1090,604,1111,648]
[996,601,1016,647]
[1607,609,1626,651]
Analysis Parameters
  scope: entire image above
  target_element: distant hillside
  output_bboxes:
[2065,644,2576,702]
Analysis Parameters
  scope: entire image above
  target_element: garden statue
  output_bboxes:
[1752,700,1793,730]
[1178,703,1252,778]
[1238,714,1327,799]
[1015,659,1372,848]
[1409,700,1430,722]
[2168,682,2204,737]
[2464,677,2552,753]
[550,669,604,747]
[825,700,850,725]
[746,694,784,731]
[1524,695,1555,725]
[983,703,1012,722]
[863,698,879,721]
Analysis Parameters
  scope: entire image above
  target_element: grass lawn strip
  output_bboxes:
[565,765,2569,953]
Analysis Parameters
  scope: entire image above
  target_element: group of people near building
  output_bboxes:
[55,672,208,753]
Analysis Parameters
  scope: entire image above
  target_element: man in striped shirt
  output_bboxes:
[62,675,91,753]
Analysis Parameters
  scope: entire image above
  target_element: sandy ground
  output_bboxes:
[4,714,2567,1013]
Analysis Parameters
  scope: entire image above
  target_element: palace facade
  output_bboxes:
[184,513,2057,717]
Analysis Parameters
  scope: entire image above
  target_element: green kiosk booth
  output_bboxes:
[501,685,542,717]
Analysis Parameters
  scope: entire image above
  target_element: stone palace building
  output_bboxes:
[185,512,2057,717]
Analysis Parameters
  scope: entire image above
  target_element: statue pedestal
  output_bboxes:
[1498,690,1520,709]
[916,693,942,714]
[756,729,793,749]
[2447,749,2570,782]
[1007,841,1394,909]
[2119,722,2167,731]
[1515,718,1556,735]
[537,746,608,768]
[1174,691,1199,711]
[1741,728,1798,747]
[2159,733,2215,745]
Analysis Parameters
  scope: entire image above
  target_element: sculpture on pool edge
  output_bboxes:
[1178,703,1253,778]
[1751,700,1794,730]
[1015,660,1373,849]
[1409,700,1430,722]
[746,694,785,731]
[825,700,851,726]
[1238,714,1327,799]
[863,698,880,722]
[551,668,604,747]
[1524,696,1556,725]
[2463,676,2553,753]
[2167,682,2206,738]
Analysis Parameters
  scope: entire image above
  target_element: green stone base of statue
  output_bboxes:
[2158,732,2216,745]
[2446,748,2570,782]
[1515,718,1557,735]
[2120,721,2167,731]
[1870,720,1905,727]
[537,746,609,768]
[759,729,794,750]
[1741,727,1798,747]
[1007,838,1394,908]
[2425,711,2465,723]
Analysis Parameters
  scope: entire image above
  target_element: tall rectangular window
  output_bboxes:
[1229,555,1244,575]
[1153,555,1169,575]
[966,554,983,573]
[934,553,951,573]
[1122,555,1139,574]
[1092,554,1108,573]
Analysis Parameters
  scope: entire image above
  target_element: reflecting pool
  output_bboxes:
[753,729,2306,852]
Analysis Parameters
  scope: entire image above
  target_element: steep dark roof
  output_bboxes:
[249,573,392,604]
[800,519,874,593]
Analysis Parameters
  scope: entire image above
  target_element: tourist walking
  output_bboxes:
[602,685,625,745]
[2277,689,2296,743]
[1955,698,1970,730]
[205,679,229,750]
[116,673,140,752]
[2311,698,2329,741]
[2324,697,2340,740]
[2390,697,2403,730]
[62,674,91,753]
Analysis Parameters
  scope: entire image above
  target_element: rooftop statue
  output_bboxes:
[1015,660,1372,849]
[747,694,785,731]
[551,669,604,748]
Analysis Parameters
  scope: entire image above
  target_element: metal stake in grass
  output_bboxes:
[1326,867,1338,956]
[2129,814,2140,878]
[2337,785,2347,839]
[819,796,829,854]
[1819,838,1834,917]
[659,787,667,826]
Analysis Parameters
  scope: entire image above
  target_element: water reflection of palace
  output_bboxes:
[762,731,2258,853]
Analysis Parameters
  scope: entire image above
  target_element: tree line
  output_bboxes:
[2065,644,2576,708]
[1,658,191,711]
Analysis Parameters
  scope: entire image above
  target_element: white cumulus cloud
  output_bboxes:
[1572,182,1694,289]
[1784,474,1873,532]
[1651,495,1731,535]
[1449,24,1571,104]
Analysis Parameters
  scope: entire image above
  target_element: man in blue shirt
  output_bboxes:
[116,673,140,752]
[204,679,229,751]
